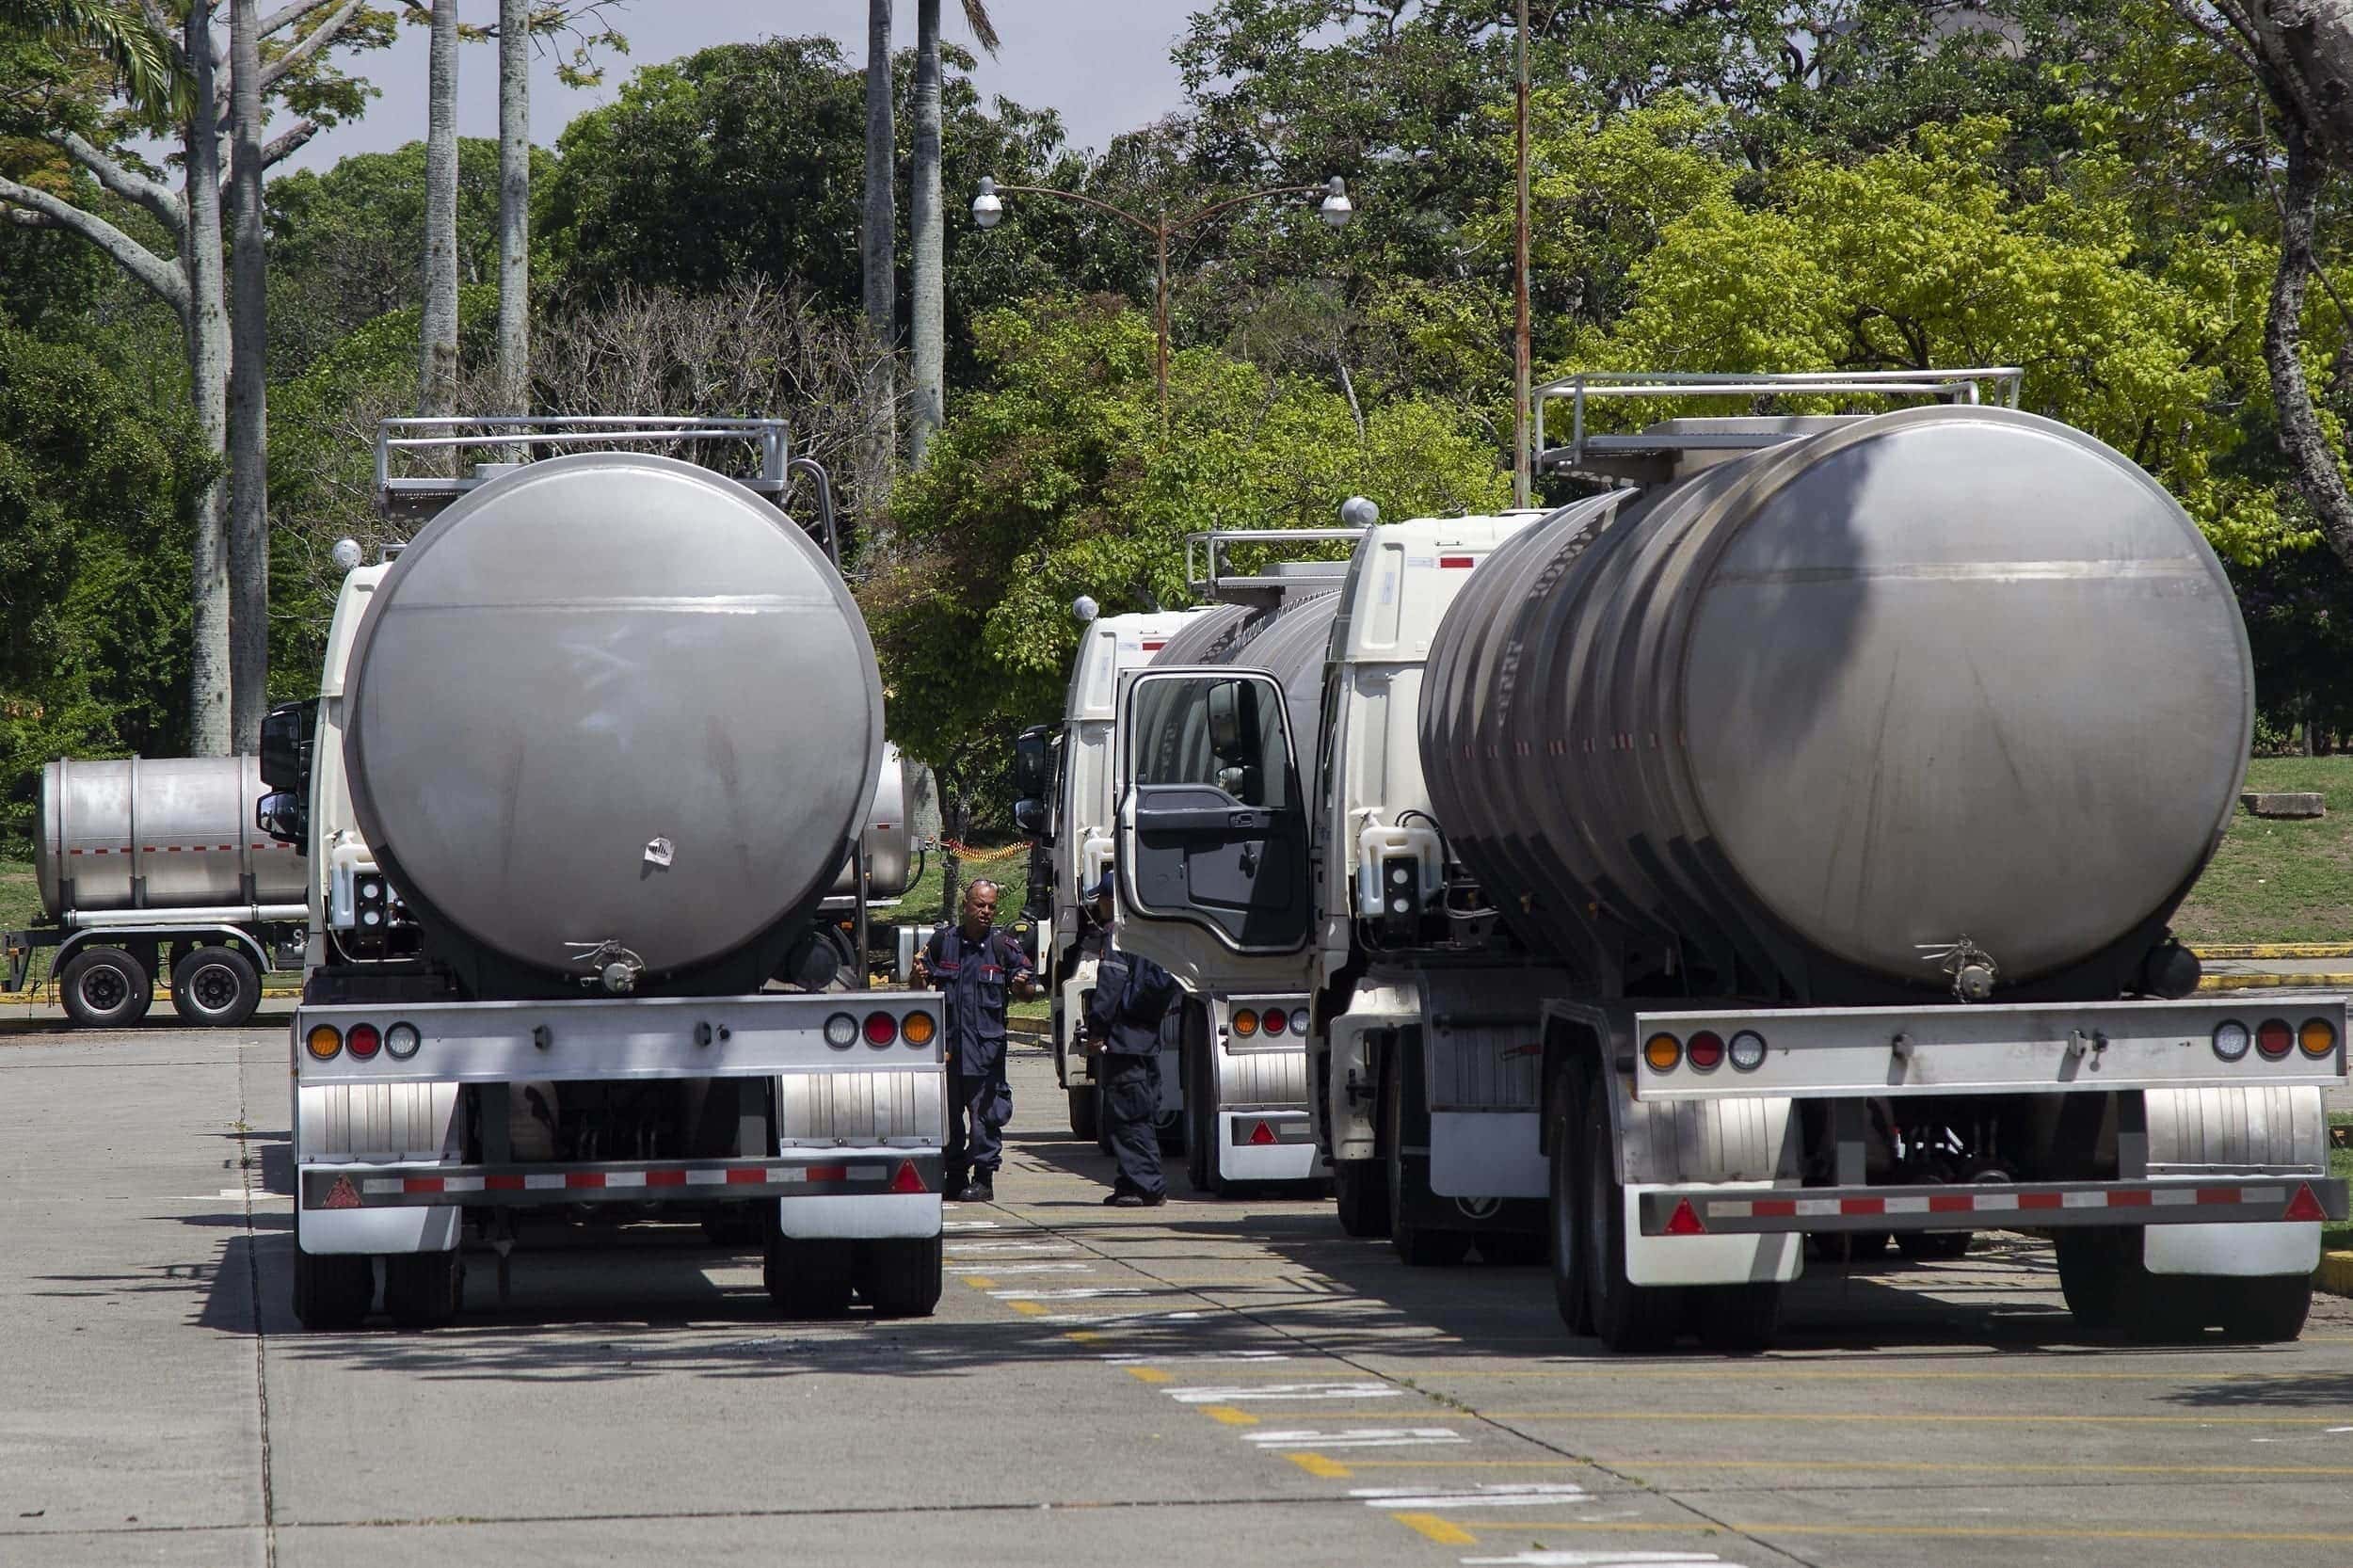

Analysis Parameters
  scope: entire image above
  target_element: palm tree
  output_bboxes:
[417,0,459,426]
[862,0,896,493]
[1,0,180,113]
[903,0,995,470]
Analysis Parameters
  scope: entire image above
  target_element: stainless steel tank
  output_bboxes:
[827,744,914,901]
[36,756,307,918]
[1421,406,2251,999]
[344,452,884,992]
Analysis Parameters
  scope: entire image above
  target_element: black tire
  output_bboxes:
[291,1216,375,1331]
[856,1234,944,1319]
[1582,1085,1678,1352]
[59,945,152,1028]
[1692,1283,1782,1354]
[700,1208,764,1249]
[1067,1083,1099,1141]
[765,1231,855,1318]
[1385,1043,1471,1267]
[2217,1274,2313,1343]
[1333,1159,1389,1238]
[1187,1016,1225,1196]
[1896,1229,1974,1262]
[170,945,261,1028]
[2056,1227,2201,1341]
[1545,1062,1593,1336]
[382,1250,462,1330]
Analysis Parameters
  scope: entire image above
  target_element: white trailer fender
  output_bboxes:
[1325,976,1419,1161]
[296,1080,463,1255]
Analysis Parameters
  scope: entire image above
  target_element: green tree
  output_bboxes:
[867,296,1508,785]
[0,328,199,844]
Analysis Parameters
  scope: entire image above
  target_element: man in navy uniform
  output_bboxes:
[915,879,1035,1202]
[1081,870,1179,1207]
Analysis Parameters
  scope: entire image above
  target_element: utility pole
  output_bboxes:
[1513,0,1533,508]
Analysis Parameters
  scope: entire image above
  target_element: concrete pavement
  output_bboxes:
[4,1013,2353,1567]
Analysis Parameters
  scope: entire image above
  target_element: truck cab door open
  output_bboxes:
[1115,668,1312,984]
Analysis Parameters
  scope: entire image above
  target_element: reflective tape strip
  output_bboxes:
[1690,1180,2333,1229]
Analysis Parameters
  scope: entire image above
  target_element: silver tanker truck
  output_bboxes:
[6,756,305,1027]
[265,417,947,1330]
[1109,369,2350,1351]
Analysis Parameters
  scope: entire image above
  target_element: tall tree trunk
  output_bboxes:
[497,0,529,430]
[227,0,269,753]
[861,0,897,504]
[184,2,232,757]
[2263,121,2353,566]
[908,0,943,468]
[418,0,460,429]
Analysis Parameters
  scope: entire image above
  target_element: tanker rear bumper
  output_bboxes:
[1637,1174,2347,1236]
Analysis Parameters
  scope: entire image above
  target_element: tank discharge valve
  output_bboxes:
[568,939,646,996]
[1919,937,1998,1002]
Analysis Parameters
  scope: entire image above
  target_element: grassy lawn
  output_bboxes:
[2169,757,2353,948]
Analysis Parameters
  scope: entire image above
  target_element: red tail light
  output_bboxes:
[345,1023,381,1060]
[1687,1031,1724,1071]
[2256,1018,2294,1059]
[864,1011,899,1047]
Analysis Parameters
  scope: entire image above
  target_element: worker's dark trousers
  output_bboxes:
[1101,1052,1166,1198]
[947,1053,1010,1183]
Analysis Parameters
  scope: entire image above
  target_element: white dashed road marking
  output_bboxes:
[1244,1427,1466,1448]
[1352,1482,1590,1509]
[1169,1383,1401,1403]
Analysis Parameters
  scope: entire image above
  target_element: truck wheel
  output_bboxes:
[1582,1086,1678,1352]
[382,1250,462,1330]
[59,946,152,1028]
[856,1235,944,1319]
[765,1232,854,1318]
[1333,1160,1389,1238]
[1897,1229,1974,1262]
[170,946,260,1028]
[292,1219,376,1331]
[1692,1284,1782,1354]
[1067,1084,1099,1141]
[1187,1034,1225,1196]
[2217,1275,2312,1343]
[2055,1226,2199,1340]
[1385,1047,1470,1267]
[1545,1064,1593,1336]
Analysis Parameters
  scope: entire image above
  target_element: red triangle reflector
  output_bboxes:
[889,1160,928,1195]
[1249,1121,1277,1146]
[2282,1182,2328,1223]
[322,1175,362,1210]
[1663,1198,1705,1236]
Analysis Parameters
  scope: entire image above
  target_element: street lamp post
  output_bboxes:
[971,174,1353,429]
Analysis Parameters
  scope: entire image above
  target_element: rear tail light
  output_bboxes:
[2256,1017,2294,1059]
[2299,1016,2337,1058]
[903,1011,936,1047]
[2212,1019,2250,1062]
[304,1024,342,1061]
[1727,1030,1767,1071]
[1289,1006,1309,1035]
[345,1023,381,1061]
[863,1011,900,1047]
[1686,1031,1724,1071]
[384,1022,421,1060]
[1643,1032,1680,1072]
[824,1012,859,1048]
[1232,1008,1258,1037]
[1263,1007,1288,1036]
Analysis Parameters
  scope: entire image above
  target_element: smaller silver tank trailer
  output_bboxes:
[6,756,305,1027]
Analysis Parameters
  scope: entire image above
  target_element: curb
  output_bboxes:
[2196,973,2353,991]
[2198,943,2353,960]
[2320,1252,2353,1299]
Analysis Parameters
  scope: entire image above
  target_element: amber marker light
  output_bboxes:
[903,1011,936,1048]
[305,1024,342,1061]
[1643,1032,1681,1072]
[2298,1016,2338,1059]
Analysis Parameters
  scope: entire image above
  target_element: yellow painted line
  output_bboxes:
[1123,1366,1174,1384]
[1390,1512,1479,1545]
[1461,1521,2353,1546]
[1199,1405,1259,1427]
[1064,1330,1103,1343]
[1484,1411,2350,1425]
[1285,1452,1353,1479]
[960,1275,996,1288]
[2197,943,2353,959]
[1005,1300,1047,1317]
[2198,972,2353,990]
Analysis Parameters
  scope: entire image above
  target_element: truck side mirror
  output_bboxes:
[1013,725,1051,801]
[256,789,309,856]
[1014,797,1051,843]
[260,697,318,792]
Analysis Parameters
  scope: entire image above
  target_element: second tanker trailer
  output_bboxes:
[1104,369,2348,1350]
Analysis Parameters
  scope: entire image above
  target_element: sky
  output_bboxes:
[278,0,1205,175]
